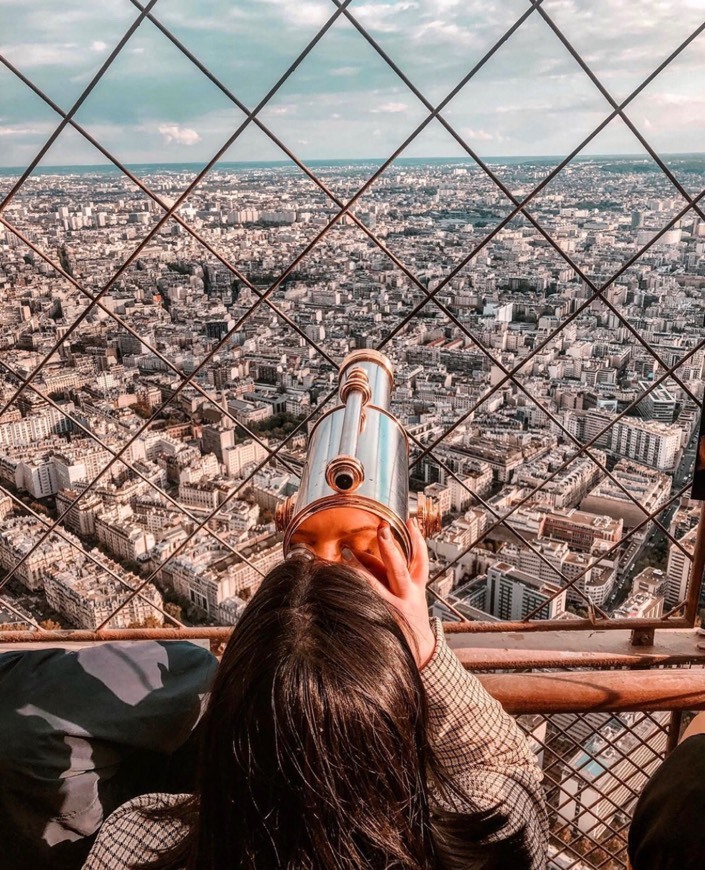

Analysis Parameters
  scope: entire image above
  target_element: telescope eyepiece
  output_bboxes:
[325,455,365,494]
[335,473,354,491]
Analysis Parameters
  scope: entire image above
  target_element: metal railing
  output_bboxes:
[477,652,705,869]
[0,0,703,638]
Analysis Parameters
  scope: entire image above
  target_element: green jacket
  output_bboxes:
[0,640,216,869]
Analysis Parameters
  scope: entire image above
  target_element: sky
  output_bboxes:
[0,0,704,168]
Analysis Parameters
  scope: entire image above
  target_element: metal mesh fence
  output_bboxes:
[0,0,703,636]
[477,660,705,869]
[524,708,669,870]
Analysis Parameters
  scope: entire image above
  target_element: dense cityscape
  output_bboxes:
[0,155,702,637]
[0,144,703,870]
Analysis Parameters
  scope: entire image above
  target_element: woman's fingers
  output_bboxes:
[345,547,388,586]
[407,516,429,588]
[377,523,412,597]
[341,547,394,603]
[346,526,435,670]
[342,521,423,603]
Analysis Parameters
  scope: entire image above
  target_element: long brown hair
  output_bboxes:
[137,557,531,869]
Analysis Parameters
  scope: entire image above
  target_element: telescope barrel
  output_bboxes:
[338,387,364,462]
[325,364,371,493]
[276,349,442,563]
[340,350,393,410]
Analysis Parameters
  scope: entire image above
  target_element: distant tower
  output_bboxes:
[221,392,233,429]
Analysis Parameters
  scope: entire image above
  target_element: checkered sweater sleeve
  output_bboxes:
[82,792,188,869]
[421,618,548,869]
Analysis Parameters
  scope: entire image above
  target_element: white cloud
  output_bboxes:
[461,128,497,141]
[495,103,561,115]
[422,0,462,11]
[653,92,691,106]
[415,19,477,47]
[0,124,50,137]
[158,124,201,146]
[1,42,78,67]
[331,66,359,76]
[372,101,409,113]
[354,2,419,33]
[90,40,107,52]
[257,0,329,28]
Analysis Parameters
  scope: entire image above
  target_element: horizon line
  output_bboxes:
[1,151,705,173]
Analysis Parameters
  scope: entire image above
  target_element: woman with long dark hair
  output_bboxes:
[84,519,547,869]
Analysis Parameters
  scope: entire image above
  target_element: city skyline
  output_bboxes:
[3,152,705,174]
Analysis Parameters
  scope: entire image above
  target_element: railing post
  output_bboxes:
[630,627,655,647]
[684,501,705,626]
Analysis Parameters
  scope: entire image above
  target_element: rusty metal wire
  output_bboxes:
[518,704,677,869]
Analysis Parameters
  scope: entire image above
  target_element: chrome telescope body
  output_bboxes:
[276,350,441,563]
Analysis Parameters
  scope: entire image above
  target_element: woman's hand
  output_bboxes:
[343,517,436,669]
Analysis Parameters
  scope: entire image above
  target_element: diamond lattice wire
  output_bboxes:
[0,0,703,635]
[0,0,353,630]
[418,347,702,622]
[518,707,674,870]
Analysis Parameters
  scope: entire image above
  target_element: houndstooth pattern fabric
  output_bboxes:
[82,791,187,869]
[84,619,548,869]
[421,618,548,868]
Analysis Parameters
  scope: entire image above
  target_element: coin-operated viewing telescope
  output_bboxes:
[275,350,442,564]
